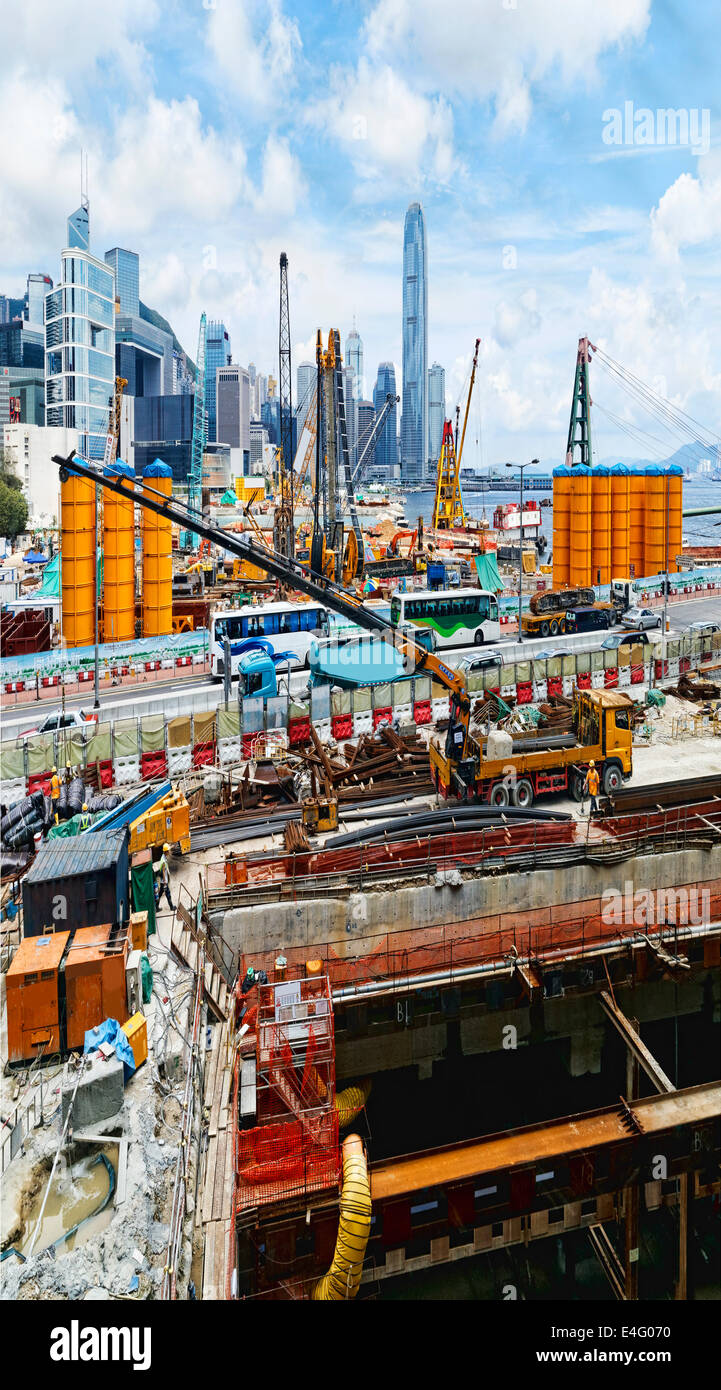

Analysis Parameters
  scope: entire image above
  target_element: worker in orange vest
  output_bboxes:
[50,766,60,824]
[584,760,600,815]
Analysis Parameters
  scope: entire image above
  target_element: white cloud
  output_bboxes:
[206,0,301,110]
[305,60,457,189]
[493,290,542,348]
[365,0,650,127]
[252,135,306,217]
[650,151,721,260]
[0,74,85,257]
[0,0,158,85]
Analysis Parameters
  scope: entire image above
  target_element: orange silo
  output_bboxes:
[643,465,666,581]
[590,465,611,585]
[610,464,630,578]
[142,459,173,638]
[666,465,683,572]
[552,464,571,587]
[61,463,96,649]
[628,466,646,579]
[103,459,136,645]
[569,464,592,587]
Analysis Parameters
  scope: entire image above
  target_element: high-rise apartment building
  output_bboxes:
[104,248,140,315]
[401,203,428,484]
[45,207,116,459]
[216,363,251,472]
[205,321,231,441]
[346,329,364,401]
[428,362,445,470]
[373,362,398,479]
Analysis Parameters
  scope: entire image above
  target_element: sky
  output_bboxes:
[1,0,719,468]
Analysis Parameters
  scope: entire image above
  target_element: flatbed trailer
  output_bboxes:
[522,601,616,638]
[430,689,635,806]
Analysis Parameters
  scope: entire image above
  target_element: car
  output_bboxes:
[601,631,651,651]
[459,649,504,674]
[686,620,721,635]
[527,648,571,660]
[21,708,97,739]
[621,606,662,631]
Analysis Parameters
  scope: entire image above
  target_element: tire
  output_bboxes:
[513,778,534,809]
[549,618,559,636]
[490,783,510,808]
[571,772,585,802]
[602,613,610,629]
[603,763,623,795]
[540,621,550,638]
[474,630,485,646]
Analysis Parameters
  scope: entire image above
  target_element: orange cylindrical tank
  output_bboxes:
[628,466,646,579]
[103,459,136,644]
[568,464,592,587]
[142,459,173,638]
[552,465,571,588]
[643,465,666,580]
[61,467,96,648]
[5,931,71,1064]
[610,464,630,578]
[666,465,683,573]
[590,465,611,585]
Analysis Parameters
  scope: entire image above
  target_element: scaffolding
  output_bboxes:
[235,974,340,1209]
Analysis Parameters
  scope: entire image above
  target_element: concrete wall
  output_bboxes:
[217,846,721,964]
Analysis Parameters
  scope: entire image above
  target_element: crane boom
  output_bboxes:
[351,393,399,488]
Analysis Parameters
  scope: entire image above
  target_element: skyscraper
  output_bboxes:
[373,362,398,479]
[205,321,231,441]
[428,362,445,471]
[24,274,53,332]
[346,328,364,401]
[401,202,428,485]
[44,206,116,459]
[104,248,140,315]
[296,362,314,416]
[216,363,251,472]
[356,401,375,472]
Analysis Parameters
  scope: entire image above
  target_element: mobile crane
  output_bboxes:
[52,451,633,806]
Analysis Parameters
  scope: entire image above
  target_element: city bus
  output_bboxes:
[210,601,330,678]
[390,587,501,649]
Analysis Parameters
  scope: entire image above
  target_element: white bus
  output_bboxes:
[210,601,330,679]
[390,587,501,649]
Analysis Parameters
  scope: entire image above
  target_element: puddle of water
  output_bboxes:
[19,1147,116,1256]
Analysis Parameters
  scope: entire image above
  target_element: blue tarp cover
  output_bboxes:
[83,1018,136,1079]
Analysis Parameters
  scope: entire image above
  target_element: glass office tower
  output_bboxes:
[205,320,231,441]
[401,203,428,484]
[104,248,140,316]
[373,362,398,479]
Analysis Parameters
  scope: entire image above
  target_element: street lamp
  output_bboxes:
[506,459,540,635]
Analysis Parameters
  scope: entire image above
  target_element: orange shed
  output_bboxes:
[63,925,130,1051]
[5,932,71,1064]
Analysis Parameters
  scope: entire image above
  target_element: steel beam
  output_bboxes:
[599,990,675,1094]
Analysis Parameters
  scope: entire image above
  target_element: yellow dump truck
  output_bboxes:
[430,688,634,806]
[128,788,191,855]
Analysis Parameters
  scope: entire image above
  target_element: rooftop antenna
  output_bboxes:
[80,148,89,214]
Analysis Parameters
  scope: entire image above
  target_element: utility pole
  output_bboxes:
[507,459,539,634]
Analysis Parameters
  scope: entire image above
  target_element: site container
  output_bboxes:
[5,931,71,1064]
[22,830,130,938]
[129,910,148,952]
[63,924,129,1051]
[121,1011,148,1069]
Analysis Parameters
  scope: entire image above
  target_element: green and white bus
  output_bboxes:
[390,588,501,649]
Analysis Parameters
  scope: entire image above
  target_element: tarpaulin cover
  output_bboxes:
[140,714,165,752]
[218,706,240,739]
[34,554,60,595]
[220,489,237,506]
[141,954,153,1004]
[86,723,112,763]
[26,734,54,774]
[114,720,139,757]
[47,811,101,839]
[0,743,25,781]
[83,1018,136,1080]
[168,715,192,749]
[475,552,503,593]
[194,710,217,744]
[131,861,156,936]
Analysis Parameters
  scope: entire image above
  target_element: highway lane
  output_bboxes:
[1,593,718,736]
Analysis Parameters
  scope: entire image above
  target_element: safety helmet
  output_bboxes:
[589,759,595,767]
[82,803,88,811]
[52,766,57,773]
[163,842,171,853]
[247,965,256,979]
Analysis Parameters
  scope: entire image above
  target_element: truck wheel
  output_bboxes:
[603,763,622,795]
[540,621,550,637]
[490,783,509,808]
[549,618,559,636]
[571,772,585,801]
[474,630,485,646]
[513,779,534,809]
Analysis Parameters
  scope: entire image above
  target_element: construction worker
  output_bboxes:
[50,766,60,824]
[154,842,174,910]
[79,803,91,831]
[64,762,73,786]
[584,759,600,815]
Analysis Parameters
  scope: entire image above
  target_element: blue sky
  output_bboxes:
[1,0,719,466]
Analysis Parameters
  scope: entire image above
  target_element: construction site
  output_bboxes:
[1,262,720,1310]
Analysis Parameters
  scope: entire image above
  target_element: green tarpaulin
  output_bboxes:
[220,489,237,506]
[475,552,503,593]
[131,861,156,937]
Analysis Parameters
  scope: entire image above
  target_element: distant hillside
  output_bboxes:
[140,302,196,380]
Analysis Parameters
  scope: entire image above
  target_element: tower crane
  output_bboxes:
[181,312,207,550]
[351,393,400,490]
[433,336,480,530]
[102,376,128,470]
[274,252,294,558]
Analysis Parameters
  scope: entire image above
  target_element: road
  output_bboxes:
[1,593,717,737]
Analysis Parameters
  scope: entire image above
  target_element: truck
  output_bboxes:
[236,628,435,699]
[429,687,634,807]
[521,578,634,638]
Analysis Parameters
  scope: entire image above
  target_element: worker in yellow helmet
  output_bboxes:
[49,766,60,824]
[154,842,174,911]
[79,803,91,831]
[584,759,600,816]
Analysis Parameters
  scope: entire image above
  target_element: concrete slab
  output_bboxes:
[61,1054,125,1132]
